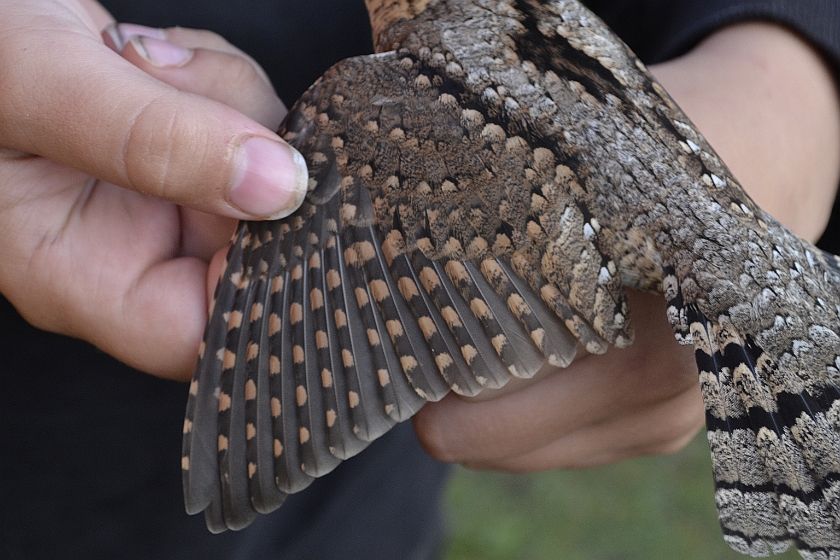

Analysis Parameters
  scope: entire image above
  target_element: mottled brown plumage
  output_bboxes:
[182,0,840,556]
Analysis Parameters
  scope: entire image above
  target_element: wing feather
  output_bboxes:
[384,233,485,396]
[497,258,578,368]
[183,228,247,517]
[270,252,314,494]
[460,259,544,378]
[317,210,371,460]
[411,251,514,390]
[361,223,451,406]
[186,50,619,531]
[216,257,259,530]
[243,235,288,514]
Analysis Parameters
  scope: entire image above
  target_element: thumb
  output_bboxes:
[0,3,307,220]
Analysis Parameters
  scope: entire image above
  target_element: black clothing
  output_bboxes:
[0,300,448,560]
[588,0,840,73]
[2,0,839,558]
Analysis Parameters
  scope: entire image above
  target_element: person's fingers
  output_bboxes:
[177,207,237,261]
[413,291,699,464]
[0,2,306,220]
[463,384,705,472]
[164,26,276,92]
[109,24,289,256]
[413,361,617,463]
[102,23,291,259]
[451,360,567,402]
[413,350,694,464]
[0,156,209,379]
[98,250,211,378]
[105,24,287,130]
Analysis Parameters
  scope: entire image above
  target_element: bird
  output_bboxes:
[180,0,840,556]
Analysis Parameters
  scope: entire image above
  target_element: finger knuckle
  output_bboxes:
[647,413,705,456]
[123,94,208,200]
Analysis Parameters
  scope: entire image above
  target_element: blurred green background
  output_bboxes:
[442,431,799,560]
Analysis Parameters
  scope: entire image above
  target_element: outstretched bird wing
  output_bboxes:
[182,49,588,532]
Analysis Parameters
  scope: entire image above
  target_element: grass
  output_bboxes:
[443,431,800,560]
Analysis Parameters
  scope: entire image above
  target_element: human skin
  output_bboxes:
[0,0,306,379]
[412,21,840,471]
[1,3,838,469]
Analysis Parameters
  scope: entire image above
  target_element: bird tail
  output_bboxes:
[664,263,840,557]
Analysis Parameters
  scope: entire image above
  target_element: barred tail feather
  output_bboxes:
[667,262,840,557]
[689,308,794,556]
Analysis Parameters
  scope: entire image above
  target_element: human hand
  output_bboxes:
[413,22,840,470]
[0,0,307,380]
[415,289,703,470]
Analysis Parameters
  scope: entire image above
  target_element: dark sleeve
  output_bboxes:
[585,0,840,72]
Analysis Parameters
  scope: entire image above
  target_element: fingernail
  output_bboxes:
[129,36,192,67]
[230,137,308,219]
[103,22,167,52]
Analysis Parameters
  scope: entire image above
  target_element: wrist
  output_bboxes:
[650,22,840,242]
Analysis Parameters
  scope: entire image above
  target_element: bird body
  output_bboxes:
[182,0,840,556]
